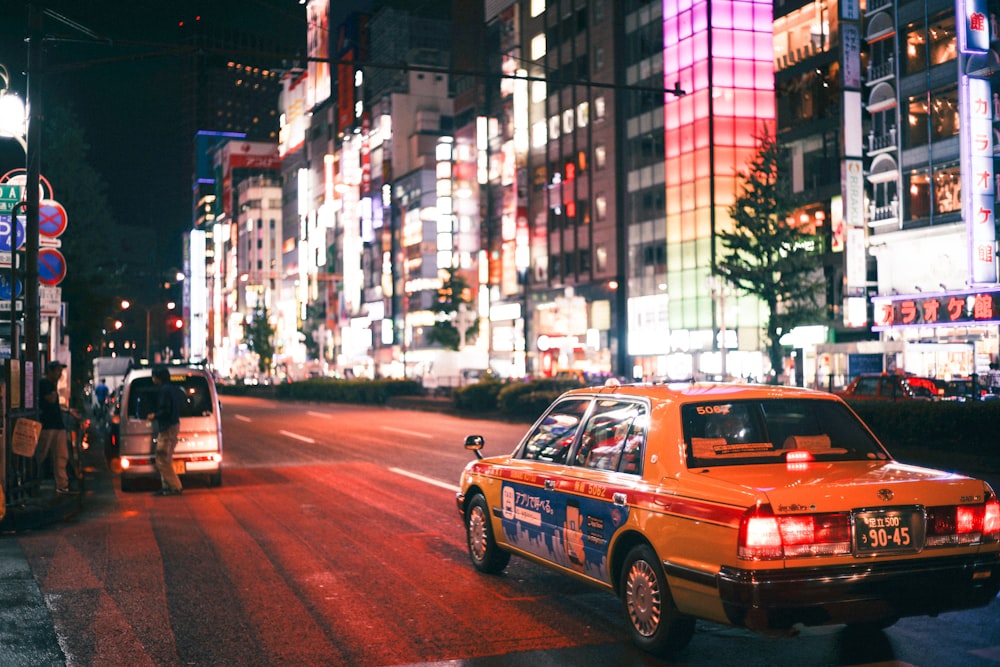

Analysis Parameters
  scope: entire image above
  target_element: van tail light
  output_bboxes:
[739,504,852,560]
[927,487,1000,546]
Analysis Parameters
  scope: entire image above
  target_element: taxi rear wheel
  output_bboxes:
[465,494,510,574]
[620,544,695,655]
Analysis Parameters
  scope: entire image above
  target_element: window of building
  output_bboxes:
[549,114,561,140]
[596,246,608,271]
[576,101,589,128]
[906,86,959,148]
[594,96,606,121]
[562,108,574,134]
[930,86,959,142]
[933,163,961,215]
[532,80,547,103]
[906,169,931,220]
[531,0,545,18]
[595,46,605,72]
[904,15,957,74]
[595,0,605,22]
[595,195,607,221]
[532,121,548,148]
[531,33,546,60]
[595,144,607,169]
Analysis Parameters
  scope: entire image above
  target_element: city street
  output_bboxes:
[6,396,1000,666]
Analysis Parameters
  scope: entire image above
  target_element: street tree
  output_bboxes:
[715,127,824,383]
[39,104,132,388]
[426,267,477,351]
[244,306,276,375]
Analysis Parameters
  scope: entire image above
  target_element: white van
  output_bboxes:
[113,365,223,491]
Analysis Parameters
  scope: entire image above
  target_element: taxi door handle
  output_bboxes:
[544,480,555,490]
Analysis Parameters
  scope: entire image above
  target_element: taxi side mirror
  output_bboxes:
[465,435,485,459]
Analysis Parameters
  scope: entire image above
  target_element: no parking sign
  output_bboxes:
[38,247,66,285]
[39,199,67,239]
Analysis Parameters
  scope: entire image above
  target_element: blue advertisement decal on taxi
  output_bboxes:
[500,481,627,581]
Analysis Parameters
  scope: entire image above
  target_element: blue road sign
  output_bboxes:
[0,275,22,300]
[0,214,26,252]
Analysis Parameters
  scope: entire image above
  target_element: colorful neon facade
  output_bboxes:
[662,0,775,352]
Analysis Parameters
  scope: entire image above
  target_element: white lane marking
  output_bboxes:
[307,411,332,418]
[390,467,460,493]
[234,415,252,423]
[382,426,432,439]
[280,430,317,444]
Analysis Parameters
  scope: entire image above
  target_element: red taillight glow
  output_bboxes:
[926,495,999,546]
[738,504,852,560]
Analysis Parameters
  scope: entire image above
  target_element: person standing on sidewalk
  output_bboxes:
[147,366,185,496]
[37,361,77,495]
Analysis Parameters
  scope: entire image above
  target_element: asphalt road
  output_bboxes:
[2,395,998,667]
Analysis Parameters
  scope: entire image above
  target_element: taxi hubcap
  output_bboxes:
[469,506,488,560]
[626,560,661,637]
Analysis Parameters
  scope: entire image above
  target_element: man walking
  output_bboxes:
[147,366,185,496]
[37,360,76,495]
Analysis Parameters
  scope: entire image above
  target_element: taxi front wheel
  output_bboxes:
[465,494,510,574]
[621,544,695,655]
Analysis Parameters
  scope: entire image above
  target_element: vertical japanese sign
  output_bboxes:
[840,0,867,326]
[958,0,997,284]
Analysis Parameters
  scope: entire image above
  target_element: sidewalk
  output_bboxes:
[0,538,66,666]
[0,448,99,667]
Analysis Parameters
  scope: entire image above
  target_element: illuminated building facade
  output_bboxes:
[817,0,1000,384]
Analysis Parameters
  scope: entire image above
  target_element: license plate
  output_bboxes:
[854,508,924,554]
[173,460,186,475]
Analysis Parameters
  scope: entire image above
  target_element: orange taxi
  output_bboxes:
[456,382,999,656]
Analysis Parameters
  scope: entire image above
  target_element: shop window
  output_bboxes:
[901,15,957,74]
[579,249,592,273]
[906,170,931,220]
[905,94,930,148]
[927,16,957,66]
[933,164,961,214]
[929,86,959,142]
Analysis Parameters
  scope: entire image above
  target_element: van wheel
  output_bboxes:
[620,544,695,655]
[465,494,510,573]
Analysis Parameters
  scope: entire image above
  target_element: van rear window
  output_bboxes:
[126,375,215,419]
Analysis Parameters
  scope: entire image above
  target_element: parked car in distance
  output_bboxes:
[941,377,990,401]
[835,372,942,401]
[456,382,999,656]
[111,364,223,491]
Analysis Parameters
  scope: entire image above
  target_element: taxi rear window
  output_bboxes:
[682,399,888,467]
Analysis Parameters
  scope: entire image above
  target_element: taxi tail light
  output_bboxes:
[738,504,851,560]
[926,492,1000,546]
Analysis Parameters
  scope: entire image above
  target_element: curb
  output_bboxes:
[0,492,82,534]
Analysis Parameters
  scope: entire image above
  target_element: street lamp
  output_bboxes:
[0,65,26,152]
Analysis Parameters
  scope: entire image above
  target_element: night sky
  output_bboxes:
[0,1,369,275]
